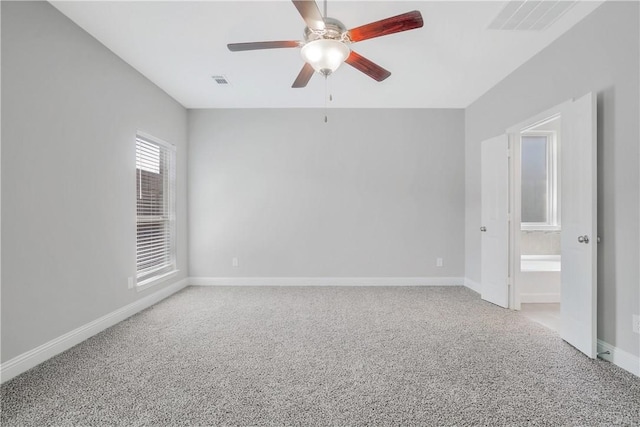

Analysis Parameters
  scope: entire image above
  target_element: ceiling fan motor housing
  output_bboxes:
[303,17,348,42]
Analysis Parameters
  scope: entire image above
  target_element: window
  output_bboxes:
[521,131,559,230]
[136,133,176,286]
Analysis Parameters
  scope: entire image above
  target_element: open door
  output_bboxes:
[560,93,597,358]
[481,135,510,308]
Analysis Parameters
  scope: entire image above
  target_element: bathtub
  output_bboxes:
[520,255,561,303]
[521,254,561,272]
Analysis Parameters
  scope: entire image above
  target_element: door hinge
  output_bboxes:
[507,149,511,158]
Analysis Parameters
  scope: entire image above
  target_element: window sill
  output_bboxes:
[136,269,180,292]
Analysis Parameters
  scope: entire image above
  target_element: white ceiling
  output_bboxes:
[50,1,603,109]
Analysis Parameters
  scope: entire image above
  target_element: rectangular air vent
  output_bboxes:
[488,1,576,31]
[211,75,230,85]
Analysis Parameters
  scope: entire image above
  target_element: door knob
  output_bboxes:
[480,226,487,232]
[578,235,590,244]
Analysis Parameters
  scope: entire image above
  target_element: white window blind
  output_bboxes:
[136,134,176,284]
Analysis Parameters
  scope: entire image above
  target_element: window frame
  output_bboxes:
[135,131,177,290]
[520,130,560,231]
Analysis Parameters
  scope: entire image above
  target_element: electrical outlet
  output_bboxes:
[633,314,640,334]
[232,257,239,268]
[127,277,134,289]
[436,258,443,267]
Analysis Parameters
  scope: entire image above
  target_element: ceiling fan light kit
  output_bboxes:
[300,39,350,76]
[227,0,423,88]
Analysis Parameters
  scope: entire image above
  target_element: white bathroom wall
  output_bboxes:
[521,231,561,255]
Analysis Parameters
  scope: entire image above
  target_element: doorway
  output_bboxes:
[479,117,563,312]
[517,116,562,332]
[511,93,597,358]
[480,93,597,358]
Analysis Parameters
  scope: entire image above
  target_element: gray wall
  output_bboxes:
[189,109,465,278]
[1,2,188,362]
[465,2,639,356]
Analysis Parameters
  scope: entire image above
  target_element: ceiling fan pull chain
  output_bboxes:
[324,74,328,123]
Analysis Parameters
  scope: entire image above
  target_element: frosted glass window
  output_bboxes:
[521,135,548,223]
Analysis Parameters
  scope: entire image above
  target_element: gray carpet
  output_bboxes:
[2,286,639,426]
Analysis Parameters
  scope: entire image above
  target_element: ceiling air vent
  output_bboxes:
[211,75,230,85]
[488,1,576,31]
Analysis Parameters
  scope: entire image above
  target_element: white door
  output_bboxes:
[560,93,597,358]
[481,135,510,308]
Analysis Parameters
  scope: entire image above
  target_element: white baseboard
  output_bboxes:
[190,277,465,287]
[597,339,640,377]
[0,278,189,384]
[520,293,561,303]
[464,278,481,294]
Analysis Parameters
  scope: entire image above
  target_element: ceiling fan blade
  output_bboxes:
[345,51,391,82]
[347,10,423,43]
[227,41,301,52]
[292,63,315,88]
[292,0,325,31]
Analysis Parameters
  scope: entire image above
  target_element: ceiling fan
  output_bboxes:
[227,0,424,88]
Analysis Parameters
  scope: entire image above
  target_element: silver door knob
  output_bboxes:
[480,226,487,232]
[578,235,590,244]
